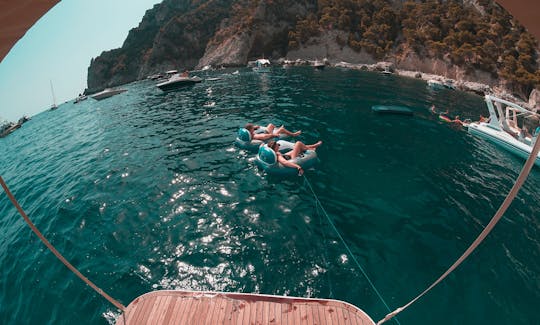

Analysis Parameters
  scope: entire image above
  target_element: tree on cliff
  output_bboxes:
[88,0,538,99]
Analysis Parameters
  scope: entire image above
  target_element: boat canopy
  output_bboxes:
[484,95,537,132]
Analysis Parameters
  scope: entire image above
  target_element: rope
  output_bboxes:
[0,176,126,312]
[307,178,334,298]
[303,175,400,324]
[376,134,540,325]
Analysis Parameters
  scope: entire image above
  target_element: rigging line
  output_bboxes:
[0,176,126,312]
[303,175,400,325]
[305,176,334,298]
[376,135,540,325]
[318,202,335,298]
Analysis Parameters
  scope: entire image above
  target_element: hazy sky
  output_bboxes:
[0,0,163,122]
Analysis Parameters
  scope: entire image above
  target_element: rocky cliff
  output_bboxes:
[86,0,539,101]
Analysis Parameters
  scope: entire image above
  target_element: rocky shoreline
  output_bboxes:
[277,58,539,113]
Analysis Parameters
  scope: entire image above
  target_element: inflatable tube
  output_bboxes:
[371,105,413,116]
[256,140,319,175]
[234,126,288,151]
[438,114,453,123]
[234,128,264,151]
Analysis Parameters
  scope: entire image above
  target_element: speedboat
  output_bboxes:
[0,121,21,138]
[313,60,325,70]
[443,79,456,89]
[468,95,540,166]
[74,94,87,103]
[90,88,127,100]
[252,58,270,72]
[156,74,202,91]
[427,79,445,90]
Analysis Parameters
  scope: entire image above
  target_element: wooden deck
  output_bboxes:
[116,290,375,325]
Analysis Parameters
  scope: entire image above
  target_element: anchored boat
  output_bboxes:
[468,95,540,166]
[156,74,202,91]
[91,88,127,100]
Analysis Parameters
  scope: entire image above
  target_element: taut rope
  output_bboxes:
[0,176,126,312]
[303,175,400,324]
[377,135,540,324]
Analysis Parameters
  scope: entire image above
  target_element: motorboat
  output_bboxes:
[252,58,270,72]
[74,93,87,104]
[468,95,540,166]
[0,121,21,138]
[17,115,31,125]
[427,78,455,90]
[443,79,456,89]
[156,74,202,91]
[313,60,325,70]
[90,88,127,100]
[427,79,445,90]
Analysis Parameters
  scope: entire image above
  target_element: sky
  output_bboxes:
[0,0,163,122]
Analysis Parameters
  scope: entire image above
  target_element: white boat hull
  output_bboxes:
[468,122,540,166]
[91,88,127,100]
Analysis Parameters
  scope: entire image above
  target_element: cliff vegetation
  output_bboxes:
[87,0,539,100]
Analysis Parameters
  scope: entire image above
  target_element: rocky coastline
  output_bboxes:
[275,57,540,112]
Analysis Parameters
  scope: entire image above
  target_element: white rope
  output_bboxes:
[377,134,540,324]
[0,176,126,312]
[303,176,400,324]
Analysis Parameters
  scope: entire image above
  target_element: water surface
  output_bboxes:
[0,67,539,324]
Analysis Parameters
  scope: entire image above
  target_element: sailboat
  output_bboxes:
[49,80,57,110]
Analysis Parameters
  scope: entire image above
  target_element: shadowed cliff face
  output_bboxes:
[87,0,314,93]
[87,0,235,92]
[87,0,538,99]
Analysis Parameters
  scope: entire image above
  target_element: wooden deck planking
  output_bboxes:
[117,290,375,325]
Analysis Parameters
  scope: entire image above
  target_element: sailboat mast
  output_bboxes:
[50,80,57,109]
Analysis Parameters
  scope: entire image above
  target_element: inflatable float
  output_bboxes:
[234,126,288,151]
[371,105,414,116]
[256,140,319,175]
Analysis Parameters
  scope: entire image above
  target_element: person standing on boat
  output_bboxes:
[244,123,301,141]
[267,140,322,176]
[181,70,189,77]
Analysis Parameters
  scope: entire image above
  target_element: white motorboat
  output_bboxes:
[156,74,202,91]
[252,58,270,72]
[313,60,325,70]
[443,79,456,89]
[427,78,455,90]
[427,79,445,90]
[74,93,87,103]
[468,95,540,166]
[90,88,127,100]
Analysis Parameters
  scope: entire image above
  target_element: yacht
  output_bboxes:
[90,88,127,100]
[468,95,540,166]
[0,121,21,138]
[156,74,202,91]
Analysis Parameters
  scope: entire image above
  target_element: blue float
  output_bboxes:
[256,140,318,175]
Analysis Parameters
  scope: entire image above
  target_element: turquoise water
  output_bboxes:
[1,67,539,324]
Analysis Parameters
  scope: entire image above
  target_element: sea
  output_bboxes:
[0,67,539,324]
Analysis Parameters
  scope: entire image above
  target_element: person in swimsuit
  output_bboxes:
[244,123,301,141]
[267,140,323,175]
